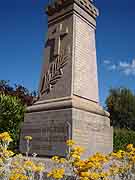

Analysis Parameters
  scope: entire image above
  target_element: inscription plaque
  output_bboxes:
[40,120,69,152]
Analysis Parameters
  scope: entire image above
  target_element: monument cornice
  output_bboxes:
[46,0,99,21]
[26,96,109,118]
[47,4,97,28]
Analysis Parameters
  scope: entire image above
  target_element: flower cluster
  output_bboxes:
[0,133,45,180]
[47,168,65,179]
[0,132,135,180]
[49,140,135,180]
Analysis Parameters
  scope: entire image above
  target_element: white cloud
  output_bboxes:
[108,64,117,71]
[119,61,129,68]
[119,59,135,76]
[103,60,116,71]
[103,58,135,76]
[104,60,111,64]
[132,59,135,68]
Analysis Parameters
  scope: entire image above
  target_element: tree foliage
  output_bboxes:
[0,80,36,106]
[0,94,25,149]
[0,80,37,150]
[114,128,135,151]
[106,88,135,130]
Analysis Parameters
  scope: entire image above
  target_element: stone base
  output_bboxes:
[20,96,113,158]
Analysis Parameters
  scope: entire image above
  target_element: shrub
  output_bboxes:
[105,88,135,130]
[0,94,25,150]
[114,128,135,151]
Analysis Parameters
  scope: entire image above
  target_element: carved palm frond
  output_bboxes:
[40,53,68,94]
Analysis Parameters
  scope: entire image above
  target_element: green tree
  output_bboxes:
[106,88,135,130]
[0,80,37,106]
[114,128,135,151]
[0,94,25,150]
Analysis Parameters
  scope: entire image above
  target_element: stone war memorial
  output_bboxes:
[20,0,113,158]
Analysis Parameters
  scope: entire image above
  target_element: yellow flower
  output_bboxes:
[52,156,59,161]
[0,132,12,142]
[23,160,36,171]
[73,146,85,154]
[47,168,65,179]
[74,160,86,168]
[109,164,120,176]
[24,136,32,141]
[0,158,3,164]
[90,152,109,163]
[3,150,14,157]
[80,177,89,180]
[94,162,102,169]
[127,144,134,151]
[99,172,109,178]
[80,171,90,177]
[70,146,85,160]
[51,156,66,164]
[71,153,81,160]
[66,139,75,147]
[35,163,45,172]
[11,168,24,175]
[59,158,66,163]
[110,150,126,159]
[131,155,135,162]
[89,172,100,180]
[86,161,95,168]
[10,174,28,180]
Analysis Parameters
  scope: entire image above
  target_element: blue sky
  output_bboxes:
[0,0,135,105]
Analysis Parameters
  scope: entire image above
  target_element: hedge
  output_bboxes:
[114,128,135,151]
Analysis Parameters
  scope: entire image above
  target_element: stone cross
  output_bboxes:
[48,23,68,57]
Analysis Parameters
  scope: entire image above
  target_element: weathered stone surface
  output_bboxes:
[72,108,113,158]
[39,0,99,102]
[20,108,72,157]
[20,97,113,157]
[20,0,113,157]
[39,14,73,100]
[73,15,99,102]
